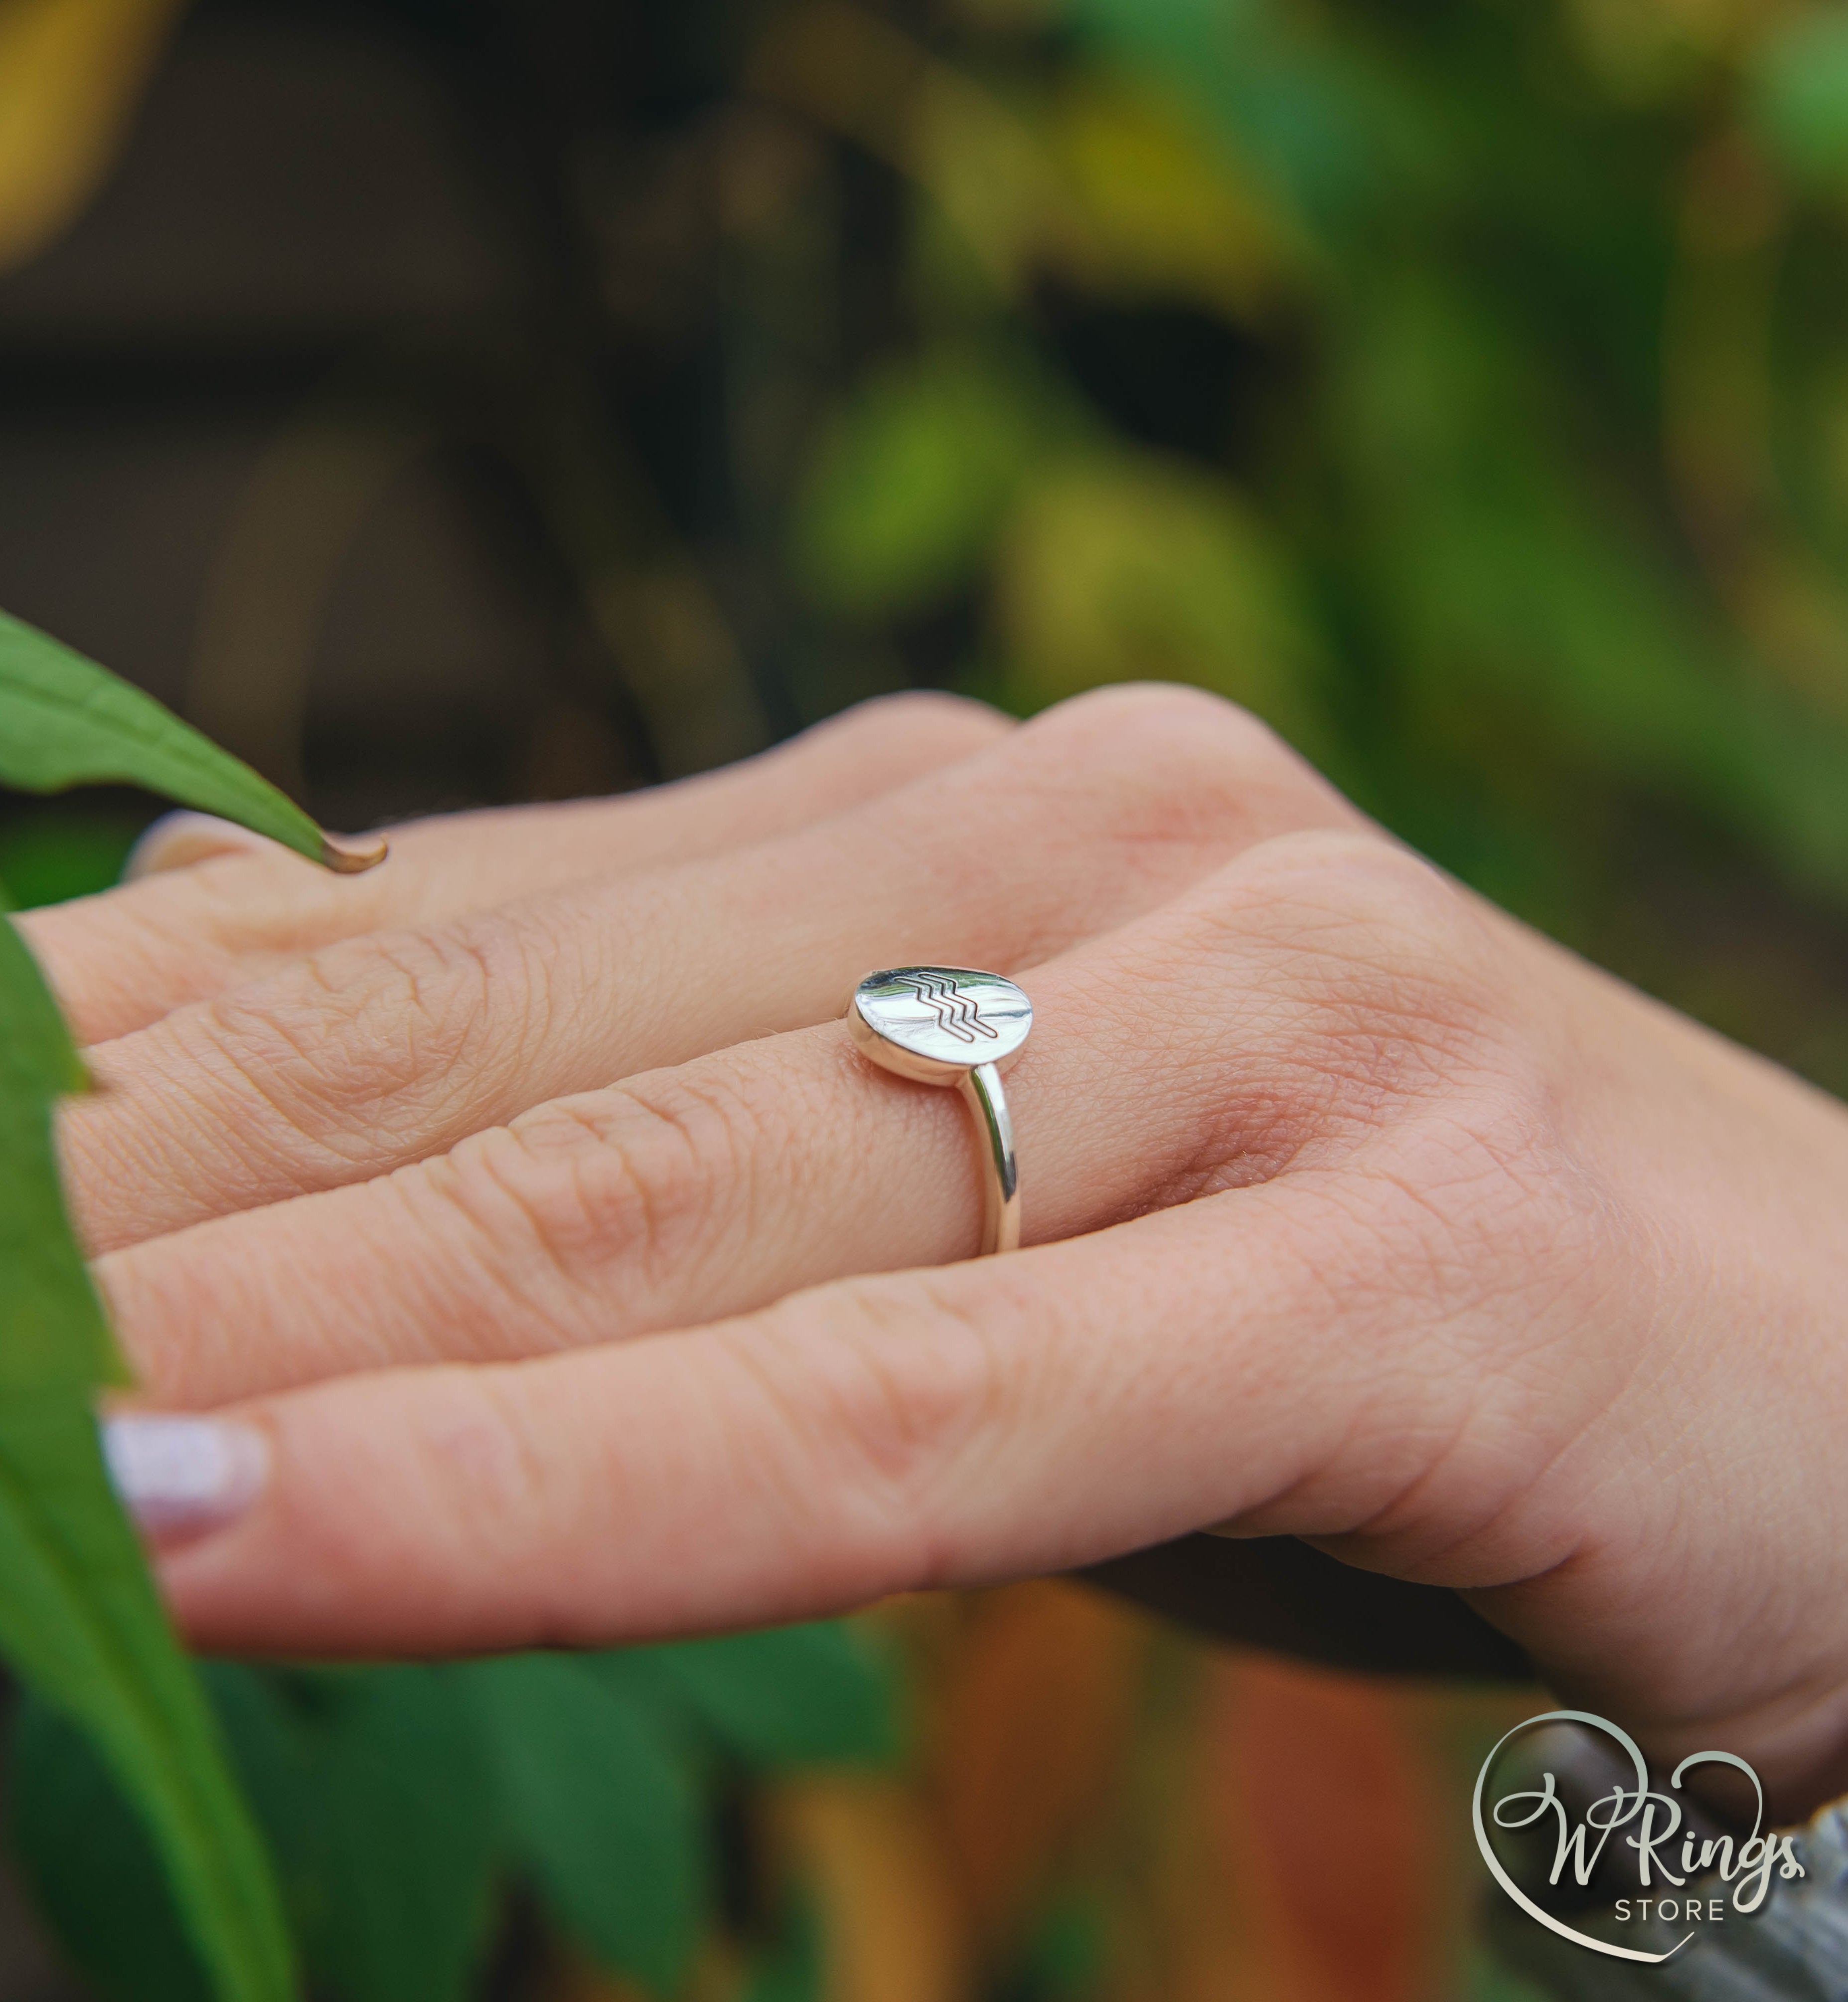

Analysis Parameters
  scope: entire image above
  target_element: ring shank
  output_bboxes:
[957,1061,1020,1256]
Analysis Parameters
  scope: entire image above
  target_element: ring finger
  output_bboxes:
[66,688,1357,1253]
[101,826,1486,1408]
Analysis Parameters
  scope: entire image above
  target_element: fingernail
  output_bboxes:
[102,1414,269,1545]
[123,812,264,881]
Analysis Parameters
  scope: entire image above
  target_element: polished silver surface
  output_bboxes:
[847,967,1032,1256]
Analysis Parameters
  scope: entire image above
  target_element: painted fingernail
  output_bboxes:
[102,1414,269,1545]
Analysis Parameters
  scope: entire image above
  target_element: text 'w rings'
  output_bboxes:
[846,967,1033,1258]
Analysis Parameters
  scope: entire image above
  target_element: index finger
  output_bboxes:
[20,693,1009,1044]
[114,1165,1553,1659]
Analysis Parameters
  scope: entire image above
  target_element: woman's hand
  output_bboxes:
[25,685,1848,1818]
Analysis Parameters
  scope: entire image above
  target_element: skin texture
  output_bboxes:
[24,684,1848,1821]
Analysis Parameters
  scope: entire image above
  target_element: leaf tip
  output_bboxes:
[319,832,390,874]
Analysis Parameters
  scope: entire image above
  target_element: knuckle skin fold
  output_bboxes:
[416,1072,747,1329]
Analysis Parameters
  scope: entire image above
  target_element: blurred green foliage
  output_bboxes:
[0,628,899,2002]
[0,615,344,2002]
[9,1627,895,2002]
[9,0,1848,1995]
[754,0,1848,1092]
[0,809,144,910]
[16,0,1842,1083]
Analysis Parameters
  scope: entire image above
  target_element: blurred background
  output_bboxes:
[4,0,1848,1995]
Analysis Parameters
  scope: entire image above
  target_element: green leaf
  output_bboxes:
[0,920,292,2002]
[463,1653,706,1996]
[1013,1894,1109,1999]
[0,606,384,2002]
[0,913,292,2002]
[0,909,85,1099]
[992,450,1332,758]
[1065,0,1413,238]
[1329,266,1848,901]
[0,920,114,1392]
[0,1398,294,2002]
[640,1622,898,1768]
[0,807,148,908]
[8,1665,307,2000]
[8,1693,215,2002]
[9,1663,514,2002]
[0,609,369,870]
[794,350,1075,618]
[1750,13,1848,193]
[284,1667,502,2002]
[741,1897,823,2002]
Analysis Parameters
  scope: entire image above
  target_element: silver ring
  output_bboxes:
[846,967,1034,1256]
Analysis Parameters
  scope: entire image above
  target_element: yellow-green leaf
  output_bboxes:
[795,350,1073,618]
[1047,73,1309,323]
[991,451,1330,754]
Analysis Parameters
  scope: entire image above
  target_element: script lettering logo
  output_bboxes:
[1472,1710,1804,1963]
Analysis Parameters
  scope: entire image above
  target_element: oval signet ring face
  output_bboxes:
[847,967,1033,1084]
[847,967,1032,1257]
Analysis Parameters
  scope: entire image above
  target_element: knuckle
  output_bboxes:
[1358,1089,1625,1394]
[188,920,527,1152]
[1233,829,1491,996]
[1033,679,1278,765]
[1020,683,1335,844]
[742,1270,1014,1578]
[443,1069,753,1296]
[397,1366,564,1575]
[824,688,1012,759]
[1212,832,1508,1116]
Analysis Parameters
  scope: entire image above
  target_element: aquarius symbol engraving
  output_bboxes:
[893,971,999,1044]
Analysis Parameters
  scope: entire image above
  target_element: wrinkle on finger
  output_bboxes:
[22,690,1013,1047]
[98,1027,960,1406]
[99,822,1528,1407]
[66,696,1335,1245]
[148,1195,1373,1655]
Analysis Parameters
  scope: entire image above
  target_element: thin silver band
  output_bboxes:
[957,1061,1020,1256]
[846,967,1033,1259]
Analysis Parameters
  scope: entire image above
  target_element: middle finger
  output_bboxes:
[66,687,1354,1254]
[98,822,1470,1407]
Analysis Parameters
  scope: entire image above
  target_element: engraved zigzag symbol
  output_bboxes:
[930,975,993,1043]
[896,972,998,1043]
[894,974,969,1041]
